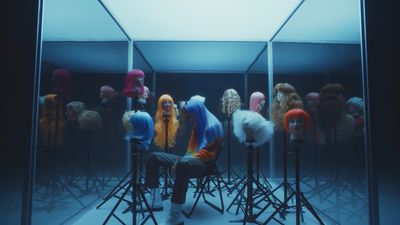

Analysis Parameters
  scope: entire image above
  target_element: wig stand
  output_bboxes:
[228,141,282,225]
[102,139,158,225]
[301,122,322,199]
[274,131,297,216]
[263,142,325,225]
[161,117,174,200]
[100,108,122,189]
[81,131,103,195]
[319,127,352,223]
[220,117,241,189]
[35,97,84,209]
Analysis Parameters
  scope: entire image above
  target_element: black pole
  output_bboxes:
[227,116,231,183]
[283,131,288,211]
[247,145,254,219]
[131,140,138,225]
[256,149,260,183]
[294,145,301,225]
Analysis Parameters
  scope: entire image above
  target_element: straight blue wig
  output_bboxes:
[129,111,154,150]
[184,97,223,150]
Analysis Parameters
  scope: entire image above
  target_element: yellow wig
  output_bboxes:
[39,94,65,149]
[154,94,179,149]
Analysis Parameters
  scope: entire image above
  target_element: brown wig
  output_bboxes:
[271,83,303,130]
[318,83,346,132]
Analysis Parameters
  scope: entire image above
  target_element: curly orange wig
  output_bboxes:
[272,83,303,130]
[284,109,310,133]
[39,94,65,149]
[154,94,179,149]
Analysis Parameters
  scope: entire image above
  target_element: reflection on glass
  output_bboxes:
[269,0,368,223]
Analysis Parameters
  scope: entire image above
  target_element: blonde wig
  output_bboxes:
[66,101,85,121]
[154,94,179,149]
[221,89,241,117]
[39,94,65,149]
[78,110,103,132]
[122,111,136,135]
[232,110,274,148]
[271,83,303,130]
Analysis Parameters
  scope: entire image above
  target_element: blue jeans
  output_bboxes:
[145,152,210,204]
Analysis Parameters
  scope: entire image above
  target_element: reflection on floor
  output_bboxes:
[70,177,367,225]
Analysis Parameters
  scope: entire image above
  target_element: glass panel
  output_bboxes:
[32,0,129,224]
[270,0,368,224]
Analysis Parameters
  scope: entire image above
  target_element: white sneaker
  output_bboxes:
[161,202,184,225]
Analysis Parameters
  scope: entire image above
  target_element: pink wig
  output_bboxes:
[249,92,265,114]
[52,69,72,97]
[123,69,145,97]
[305,92,319,104]
[100,85,115,99]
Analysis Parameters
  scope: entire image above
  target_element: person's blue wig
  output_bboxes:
[184,97,223,150]
[129,111,154,150]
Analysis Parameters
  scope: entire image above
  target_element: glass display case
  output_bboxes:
[22,0,373,225]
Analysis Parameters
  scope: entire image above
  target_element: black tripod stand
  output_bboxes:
[221,117,241,185]
[35,96,85,209]
[102,139,158,225]
[161,116,175,200]
[264,141,325,225]
[228,141,282,225]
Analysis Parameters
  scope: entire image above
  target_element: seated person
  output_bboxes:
[144,96,223,225]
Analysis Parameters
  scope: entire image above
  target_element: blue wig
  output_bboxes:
[129,111,154,150]
[184,97,223,150]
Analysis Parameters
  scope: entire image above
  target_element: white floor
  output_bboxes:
[71,179,330,225]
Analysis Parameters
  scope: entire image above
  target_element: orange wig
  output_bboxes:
[284,109,310,133]
[154,94,179,149]
[39,94,65,149]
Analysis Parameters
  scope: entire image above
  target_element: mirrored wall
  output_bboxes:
[256,0,368,224]
[32,0,131,224]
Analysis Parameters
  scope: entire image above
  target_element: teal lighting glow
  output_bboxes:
[274,0,361,43]
[101,0,302,41]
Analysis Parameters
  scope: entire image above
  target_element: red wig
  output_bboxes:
[123,69,145,97]
[52,69,72,97]
[284,109,310,133]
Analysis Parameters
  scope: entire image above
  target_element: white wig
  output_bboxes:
[232,110,274,147]
[122,111,135,134]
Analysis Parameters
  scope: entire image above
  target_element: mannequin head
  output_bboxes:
[123,69,145,97]
[52,69,72,98]
[347,97,364,117]
[221,89,241,117]
[249,92,265,114]
[284,109,310,142]
[100,85,115,103]
[154,94,179,149]
[66,101,85,121]
[272,83,303,130]
[304,92,319,119]
[273,83,295,106]
[318,83,346,132]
